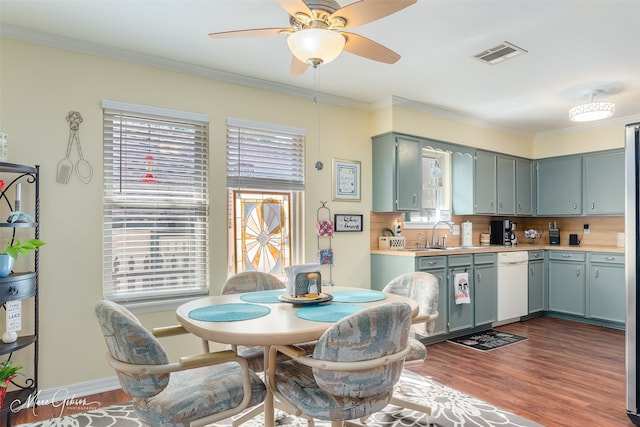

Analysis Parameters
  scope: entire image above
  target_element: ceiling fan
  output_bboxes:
[209,0,417,75]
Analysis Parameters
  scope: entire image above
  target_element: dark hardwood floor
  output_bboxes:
[10,316,634,426]
[411,316,632,427]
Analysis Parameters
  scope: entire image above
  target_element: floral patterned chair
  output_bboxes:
[382,271,440,418]
[95,299,267,427]
[221,271,285,295]
[267,302,412,427]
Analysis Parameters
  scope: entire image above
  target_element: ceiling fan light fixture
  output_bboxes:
[287,28,345,66]
[569,90,615,122]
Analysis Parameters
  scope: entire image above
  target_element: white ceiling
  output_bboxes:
[1,0,639,136]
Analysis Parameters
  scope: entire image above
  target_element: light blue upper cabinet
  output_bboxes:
[515,158,533,215]
[452,149,475,215]
[584,149,624,215]
[475,150,497,214]
[372,133,421,212]
[496,155,516,215]
[536,155,583,215]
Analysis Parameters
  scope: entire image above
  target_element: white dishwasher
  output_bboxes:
[496,251,529,323]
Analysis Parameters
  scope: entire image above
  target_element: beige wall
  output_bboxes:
[0,38,372,391]
[0,36,628,394]
[533,122,626,158]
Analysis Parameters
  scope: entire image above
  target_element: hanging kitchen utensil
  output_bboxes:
[67,111,93,184]
[56,118,75,184]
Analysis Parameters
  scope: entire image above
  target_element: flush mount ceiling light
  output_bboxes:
[287,28,346,67]
[569,91,616,122]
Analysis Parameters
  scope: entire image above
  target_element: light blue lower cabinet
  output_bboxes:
[474,253,497,326]
[548,251,586,317]
[528,250,545,314]
[447,255,474,332]
[588,253,625,324]
[416,256,448,337]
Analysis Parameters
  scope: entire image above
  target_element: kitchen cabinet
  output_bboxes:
[475,150,497,214]
[473,253,497,326]
[536,155,583,215]
[370,254,414,292]
[416,256,447,337]
[588,252,625,324]
[584,149,624,215]
[447,254,474,332]
[528,250,545,313]
[0,163,39,418]
[372,133,421,212]
[516,158,533,215]
[496,156,516,215]
[452,149,475,215]
[548,251,586,316]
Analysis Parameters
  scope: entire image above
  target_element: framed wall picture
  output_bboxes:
[334,214,363,232]
[332,158,361,201]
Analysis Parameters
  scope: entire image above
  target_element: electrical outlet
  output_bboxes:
[452,224,460,235]
[584,224,590,235]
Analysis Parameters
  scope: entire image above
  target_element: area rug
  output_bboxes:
[16,370,542,427]
[448,329,527,351]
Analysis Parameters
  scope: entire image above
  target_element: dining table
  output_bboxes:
[175,286,419,427]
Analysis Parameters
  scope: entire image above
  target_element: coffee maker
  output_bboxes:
[490,220,515,246]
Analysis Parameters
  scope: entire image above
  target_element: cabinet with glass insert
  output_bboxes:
[0,163,39,419]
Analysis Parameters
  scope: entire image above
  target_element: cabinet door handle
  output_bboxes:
[499,201,503,209]
[517,202,522,211]
[561,254,573,258]
[477,271,482,282]
[576,267,581,277]
[573,201,578,210]
[591,201,596,210]
[413,194,417,205]
[428,261,437,266]
[491,200,494,208]
[530,266,535,276]
[595,267,599,278]
[605,256,616,261]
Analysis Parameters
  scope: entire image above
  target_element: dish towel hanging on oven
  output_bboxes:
[454,272,471,304]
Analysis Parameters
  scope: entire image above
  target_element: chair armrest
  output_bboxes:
[270,343,411,373]
[152,325,189,337]
[106,349,243,375]
[412,310,438,324]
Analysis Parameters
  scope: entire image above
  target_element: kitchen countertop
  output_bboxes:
[371,244,625,257]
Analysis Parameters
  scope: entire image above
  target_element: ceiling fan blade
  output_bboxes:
[277,0,312,18]
[209,28,289,38]
[331,0,416,29]
[290,56,310,76]
[342,32,401,64]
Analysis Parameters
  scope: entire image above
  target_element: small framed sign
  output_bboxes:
[332,158,361,201]
[334,214,363,232]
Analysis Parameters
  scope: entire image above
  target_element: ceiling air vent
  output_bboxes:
[473,42,527,65]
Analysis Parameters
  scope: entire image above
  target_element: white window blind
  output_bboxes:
[102,101,209,302]
[226,118,305,191]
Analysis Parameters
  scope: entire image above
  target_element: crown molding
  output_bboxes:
[535,113,640,138]
[0,25,369,111]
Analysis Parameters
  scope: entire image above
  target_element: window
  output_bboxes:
[102,100,209,303]
[226,118,305,279]
[408,147,452,224]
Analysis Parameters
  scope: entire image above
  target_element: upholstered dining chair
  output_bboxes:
[382,271,440,418]
[95,299,267,427]
[267,302,413,427]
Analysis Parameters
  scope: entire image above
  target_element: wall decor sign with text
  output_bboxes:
[332,158,361,201]
[334,214,363,232]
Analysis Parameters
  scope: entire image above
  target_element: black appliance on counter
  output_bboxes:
[489,220,514,246]
[549,222,560,245]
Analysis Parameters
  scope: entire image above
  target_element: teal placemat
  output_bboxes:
[240,290,286,304]
[331,290,387,303]
[295,303,364,323]
[189,303,271,322]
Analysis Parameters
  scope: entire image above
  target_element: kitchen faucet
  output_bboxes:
[430,221,453,248]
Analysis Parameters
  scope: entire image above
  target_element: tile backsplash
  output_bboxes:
[370,212,624,250]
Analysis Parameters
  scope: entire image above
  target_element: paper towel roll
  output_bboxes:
[461,221,473,247]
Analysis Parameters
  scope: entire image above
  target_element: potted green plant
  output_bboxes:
[0,238,45,278]
[0,360,22,407]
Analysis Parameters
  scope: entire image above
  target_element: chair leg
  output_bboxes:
[389,396,432,416]
[230,403,265,427]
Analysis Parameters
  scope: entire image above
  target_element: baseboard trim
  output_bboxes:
[36,376,121,403]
